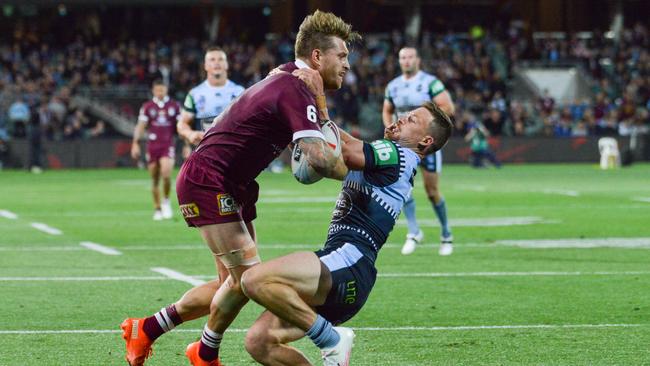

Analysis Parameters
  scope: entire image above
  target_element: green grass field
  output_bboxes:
[1,163,649,365]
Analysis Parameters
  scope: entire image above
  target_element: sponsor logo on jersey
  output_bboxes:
[217,194,239,215]
[371,140,398,166]
[180,203,200,218]
[332,191,353,222]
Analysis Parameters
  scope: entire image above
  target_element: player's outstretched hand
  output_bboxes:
[292,69,324,97]
[131,144,141,160]
[189,130,205,145]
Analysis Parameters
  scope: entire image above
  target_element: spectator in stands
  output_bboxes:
[483,108,506,136]
[8,97,30,138]
[538,89,555,115]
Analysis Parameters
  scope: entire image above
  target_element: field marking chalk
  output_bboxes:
[261,197,335,203]
[497,237,650,249]
[80,242,122,256]
[377,271,650,278]
[0,276,168,281]
[29,223,63,235]
[0,210,18,219]
[3,270,649,282]
[150,267,206,286]
[398,216,558,228]
[535,189,580,197]
[0,323,642,335]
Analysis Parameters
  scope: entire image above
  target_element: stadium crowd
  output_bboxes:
[0,20,648,142]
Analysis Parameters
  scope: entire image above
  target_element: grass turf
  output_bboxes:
[0,163,649,365]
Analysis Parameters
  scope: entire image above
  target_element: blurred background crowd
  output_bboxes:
[0,1,648,145]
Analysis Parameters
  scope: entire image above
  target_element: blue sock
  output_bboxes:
[433,198,451,238]
[403,196,420,235]
[305,315,340,349]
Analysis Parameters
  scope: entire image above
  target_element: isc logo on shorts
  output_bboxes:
[179,203,200,218]
[217,194,239,215]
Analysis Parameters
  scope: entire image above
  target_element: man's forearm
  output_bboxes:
[177,121,193,142]
[132,124,144,145]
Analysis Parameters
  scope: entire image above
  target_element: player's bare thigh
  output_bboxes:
[175,220,255,319]
[242,251,331,306]
[158,156,174,179]
[199,220,259,280]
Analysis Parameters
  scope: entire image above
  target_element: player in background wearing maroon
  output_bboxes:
[131,79,181,221]
[121,10,358,366]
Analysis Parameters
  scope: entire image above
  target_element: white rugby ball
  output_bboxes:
[291,121,341,184]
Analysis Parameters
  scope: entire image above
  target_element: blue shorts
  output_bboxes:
[420,150,442,173]
[314,243,377,325]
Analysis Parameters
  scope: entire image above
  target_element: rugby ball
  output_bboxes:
[291,121,341,184]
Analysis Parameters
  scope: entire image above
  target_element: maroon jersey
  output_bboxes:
[194,61,324,185]
[138,97,181,150]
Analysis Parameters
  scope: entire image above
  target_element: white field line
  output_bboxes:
[29,222,63,235]
[0,210,18,219]
[397,216,559,228]
[0,243,485,252]
[7,237,650,253]
[377,271,650,278]
[456,184,487,192]
[0,247,86,252]
[261,197,336,203]
[633,197,650,203]
[534,189,580,197]
[150,267,206,286]
[79,242,122,255]
[0,276,169,281]
[0,323,642,335]
[497,237,650,249]
[3,270,650,282]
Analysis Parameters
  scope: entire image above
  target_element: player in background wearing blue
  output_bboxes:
[240,69,453,364]
[177,47,245,152]
[382,47,456,256]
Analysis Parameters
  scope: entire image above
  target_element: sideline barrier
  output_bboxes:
[3,136,636,169]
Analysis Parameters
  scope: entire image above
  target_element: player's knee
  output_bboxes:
[244,323,275,362]
[240,268,263,301]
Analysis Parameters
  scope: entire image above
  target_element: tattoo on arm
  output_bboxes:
[298,137,347,179]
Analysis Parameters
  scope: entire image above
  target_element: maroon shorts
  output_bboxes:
[176,153,258,227]
[147,144,175,163]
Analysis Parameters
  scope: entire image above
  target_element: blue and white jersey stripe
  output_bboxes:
[325,142,420,262]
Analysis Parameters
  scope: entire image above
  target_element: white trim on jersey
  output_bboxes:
[294,59,310,69]
[293,129,325,142]
[137,107,149,123]
[320,243,364,272]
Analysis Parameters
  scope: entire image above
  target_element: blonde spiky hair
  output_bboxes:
[295,10,361,59]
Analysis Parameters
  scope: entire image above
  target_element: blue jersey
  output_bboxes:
[183,79,245,131]
[384,71,446,120]
[324,139,421,263]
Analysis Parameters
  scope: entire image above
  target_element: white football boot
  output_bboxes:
[161,199,173,219]
[438,234,453,256]
[321,327,355,366]
[401,230,424,255]
[153,209,163,221]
